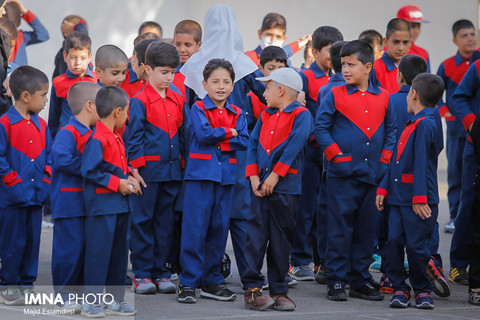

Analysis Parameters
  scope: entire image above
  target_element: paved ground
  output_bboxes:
[1,160,479,319]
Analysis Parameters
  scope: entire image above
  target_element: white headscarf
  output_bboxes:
[181,4,258,99]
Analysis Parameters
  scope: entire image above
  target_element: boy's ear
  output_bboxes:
[201,80,207,91]
[196,41,202,50]
[364,62,373,74]
[94,67,102,77]
[383,37,388,48]
[114,106,122,118]
[311,48,319,59]
[63,51,67,63]
[257,29,263,41]
[258,64,264,73]
[20,90,30,102]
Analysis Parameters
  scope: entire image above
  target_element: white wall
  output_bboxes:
[16,0,478,119]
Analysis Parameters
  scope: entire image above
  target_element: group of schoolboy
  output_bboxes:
[0,2,480,317]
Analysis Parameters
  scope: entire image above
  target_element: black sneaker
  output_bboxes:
[200,283,236,301]
[327,283,348,301]
[349,282,384,301]
[0,287,25,305]
[315,265,328,285]
[178,285,196,303]
[221,254,232,280]
[367,276,381,290]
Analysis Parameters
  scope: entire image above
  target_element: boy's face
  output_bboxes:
[27,84,49,114]
[64,48,92,77]
[454,27,477,56]
[258,27,287,47]
[384,31,411,64]
[174,33,201,64]
[407,86,415,114]
[96,62,129,87]
[410,22,421,42]
[140,26,162,38]
[262,81,281,108]
[373,41,384,61]
[114,104,129,129]
[259,60,286,77]
[202,68,234,105]
[146,65,176,91]
[131,52,145,78]
[341,54,371,87]
[88,101,100,127]
[313,44,332,72]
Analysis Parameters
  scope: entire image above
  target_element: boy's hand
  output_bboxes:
[261,172,279,196]
[413,203,431,220]
[9,0,28,15]
[249,175,264,198]
[128,175,142,196]
[376,195,385,211]
[297,91,306,106]
[133,168,147,190]
[297,34,312,49]
[118,179,135,196]
[230,128,238,137]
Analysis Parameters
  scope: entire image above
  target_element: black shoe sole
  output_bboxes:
[327,294,348,301]
[349,290,384,301]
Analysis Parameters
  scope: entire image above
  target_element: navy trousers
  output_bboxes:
[52,216,85,299]
[450,140,476,268]
[130,181,180,279]
[325,178,376,288]
[84,213,129,301]
[242,193,299,295]
[469,172,480,289]
[0,206,42,287]
[291,148,321,267]
[385,205,437,292]
[179,181,233,288]
[446,132,466,219]
[316,171,328,264]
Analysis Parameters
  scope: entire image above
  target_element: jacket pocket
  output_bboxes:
[328,153,352,178]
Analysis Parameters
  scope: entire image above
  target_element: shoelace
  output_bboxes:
[416,292,431,299]
[393,290,410,299]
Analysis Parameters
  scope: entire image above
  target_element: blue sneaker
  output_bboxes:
[369,254,381,273]
[444,219,455,233]
[81,303,105,318]
[415,292,434,309]
[389,289,411,308]
[104,300,137,316]
[426,257,450,298]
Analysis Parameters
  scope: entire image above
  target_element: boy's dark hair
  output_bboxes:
[452,19,475,37]
[358,29,382,49]
[203,58,235,82]
[95,86,129,118]
[312,26,343,51]
[0,17,18,41]
[303,40,312,61]
[411,73,445,108]
[174,19,202,43]
[10,65,49,100]
[134,38,160,66]
[386,18,411,39]
[259,46,287,68]
[340,40,374,65]
[138,21,162,37]
[5,2,21,28]
[64,15,89,31]
[95,44,128,70]
[330,41,348,73]
[398,55,428,85]
[67,82,101,115]
[133,32,160,46]
[0,29,11,60]
[64,31,91,54]
[145,41,179,69]
[261,13,286,32]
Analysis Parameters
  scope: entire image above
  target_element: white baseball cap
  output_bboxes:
[256,68,303,93]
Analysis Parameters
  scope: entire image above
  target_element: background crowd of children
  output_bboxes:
[0,0,480,316]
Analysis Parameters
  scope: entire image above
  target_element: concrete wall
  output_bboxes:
[15,0,478,120]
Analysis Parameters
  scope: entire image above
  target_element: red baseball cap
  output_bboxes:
[397,5,429,23]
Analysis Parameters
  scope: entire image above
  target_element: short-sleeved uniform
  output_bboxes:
[81,120,133,301]
[179,95,248,289]
[0,106,51,287]
[50,117,91,298]
[449,59,480,269]
[242,101,312,294]
[374,52,400,94]
[377,107,442,292]
[314,82,396,288]
[48,68,98,138]
[10,10,49,66]
[126,83,188,280]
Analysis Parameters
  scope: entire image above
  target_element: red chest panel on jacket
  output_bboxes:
[1,116,46,159]
[259,107,306,156]
[396,116,425,161]
[333,86,388,139]
[64,125,91,153]
[53,74,98,99]
[197,101,241,130]
[443,57,470,85]
[303,70,330,101]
